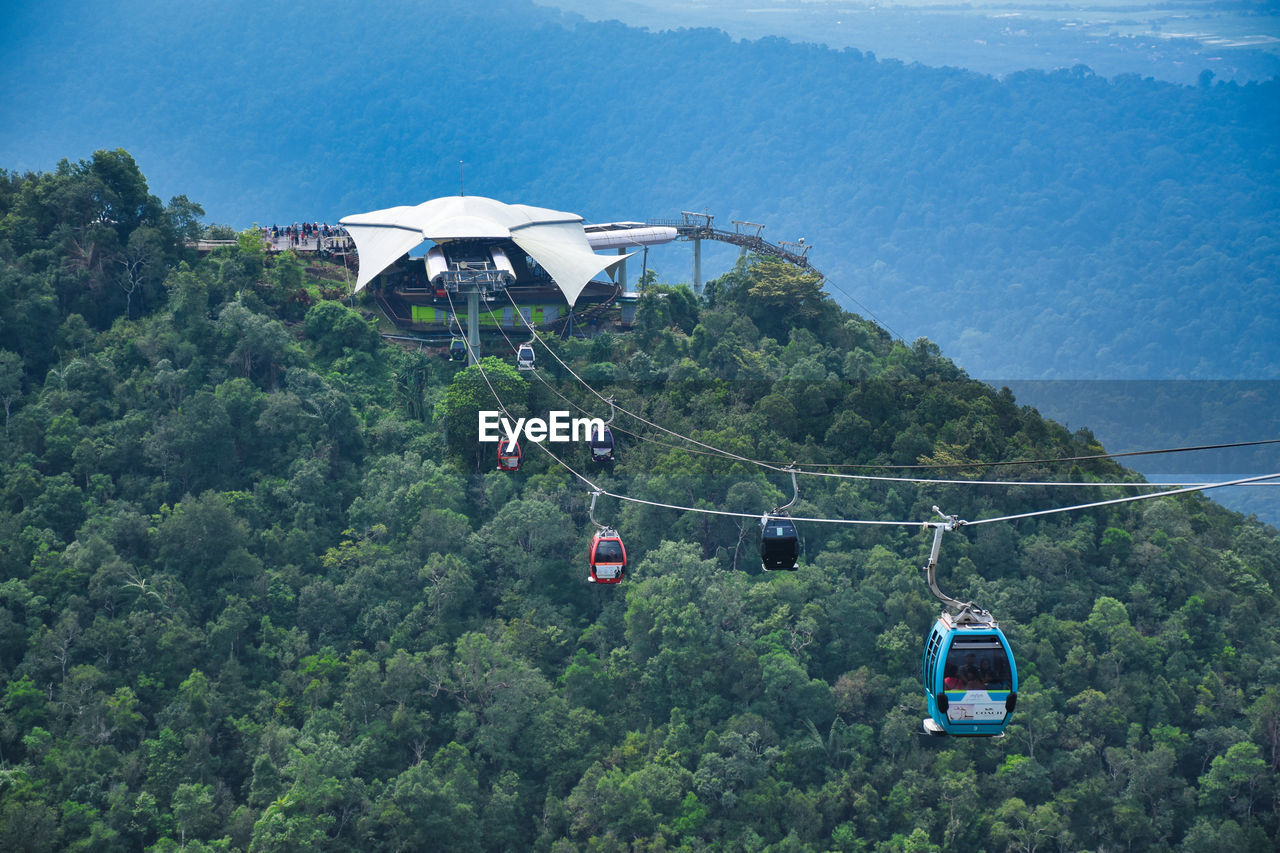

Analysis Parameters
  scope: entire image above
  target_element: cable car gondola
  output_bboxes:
[586,491,626,584]
[760,466,800,571]
[516,343,535,371]
[586,397,617,465]
[760,514,800,571]
[589,425,615,464]
[922,613,1018,737]
[448,337,466,361]
[920,510,1018,737]
[497,439,522,472]
[588,528,627,584]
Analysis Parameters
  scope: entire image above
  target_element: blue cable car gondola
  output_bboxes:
[920,509,1018,737]
[922,611,1018,737]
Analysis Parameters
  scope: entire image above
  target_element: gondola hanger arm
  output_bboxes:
[588,489,606,531]
[922,506,982,618]
[773,464,800,515]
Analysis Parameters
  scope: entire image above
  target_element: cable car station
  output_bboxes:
[336,197,819,363]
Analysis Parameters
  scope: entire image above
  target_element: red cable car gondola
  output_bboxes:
[497,439,522,472]
[588,528,627,584]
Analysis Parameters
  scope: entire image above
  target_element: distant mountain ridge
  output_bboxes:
[1,0,1275,380]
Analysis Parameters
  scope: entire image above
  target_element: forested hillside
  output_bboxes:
[1,0,1276,380]
[1,152,1277,851]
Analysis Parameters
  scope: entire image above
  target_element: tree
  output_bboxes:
[165,194,206,244]
[438,357,528,470]
[989,797,1067,853]
[304,301,379,359]
[115,225,165,319]
[0,349,22,435]
[215,298,301,388]
[717,256,831,341]
[171,782,218,846]
[362,742,481,851]
[1199,741,1269,821]
[87,148,163,239]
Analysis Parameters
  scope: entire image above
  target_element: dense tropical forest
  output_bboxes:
[1,152,1278,851]
[2,0,1276,380]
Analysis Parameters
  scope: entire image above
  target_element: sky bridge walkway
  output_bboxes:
[195,211,822,291]
[643,212,820,281]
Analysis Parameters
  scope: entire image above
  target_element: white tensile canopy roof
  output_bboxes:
[339,195,632,306]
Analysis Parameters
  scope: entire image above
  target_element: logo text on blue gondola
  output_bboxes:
[478,410,606,444]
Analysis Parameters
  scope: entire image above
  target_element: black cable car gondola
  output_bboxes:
[920,509,1018,737]
[590,425,615,464]
[587,491,626,584]
[760,515,800,571]
[448,337,466,361]
[497,439,522,472]
[760,466,800,571]
[588,399,617,464]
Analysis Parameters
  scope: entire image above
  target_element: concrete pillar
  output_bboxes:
[467,288,481,365]
[616,247,627,290]
[693,237,702,293]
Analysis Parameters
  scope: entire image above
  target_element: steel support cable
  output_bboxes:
[513,379,1275,492]
[467,356,1280,530]
[818,275,904,342]
[784,436,1280,471]
[503,291,1280,492]
[528,368,1240,491]
[498,251,1280,474]
[589,471,1280,531]
[456,293,919,525]
[960,472,1280,527]
[504,324,681,455]
[444,304,1280,530]
[774,466,1280,489]
[445,290,604,495]
[482,298,522,353]
[487,303,636,443]
[504,289,781,470]
[449,291,627,500]
[527,365,774,465]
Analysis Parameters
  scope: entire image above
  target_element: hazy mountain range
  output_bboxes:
[536,0,1280,84]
